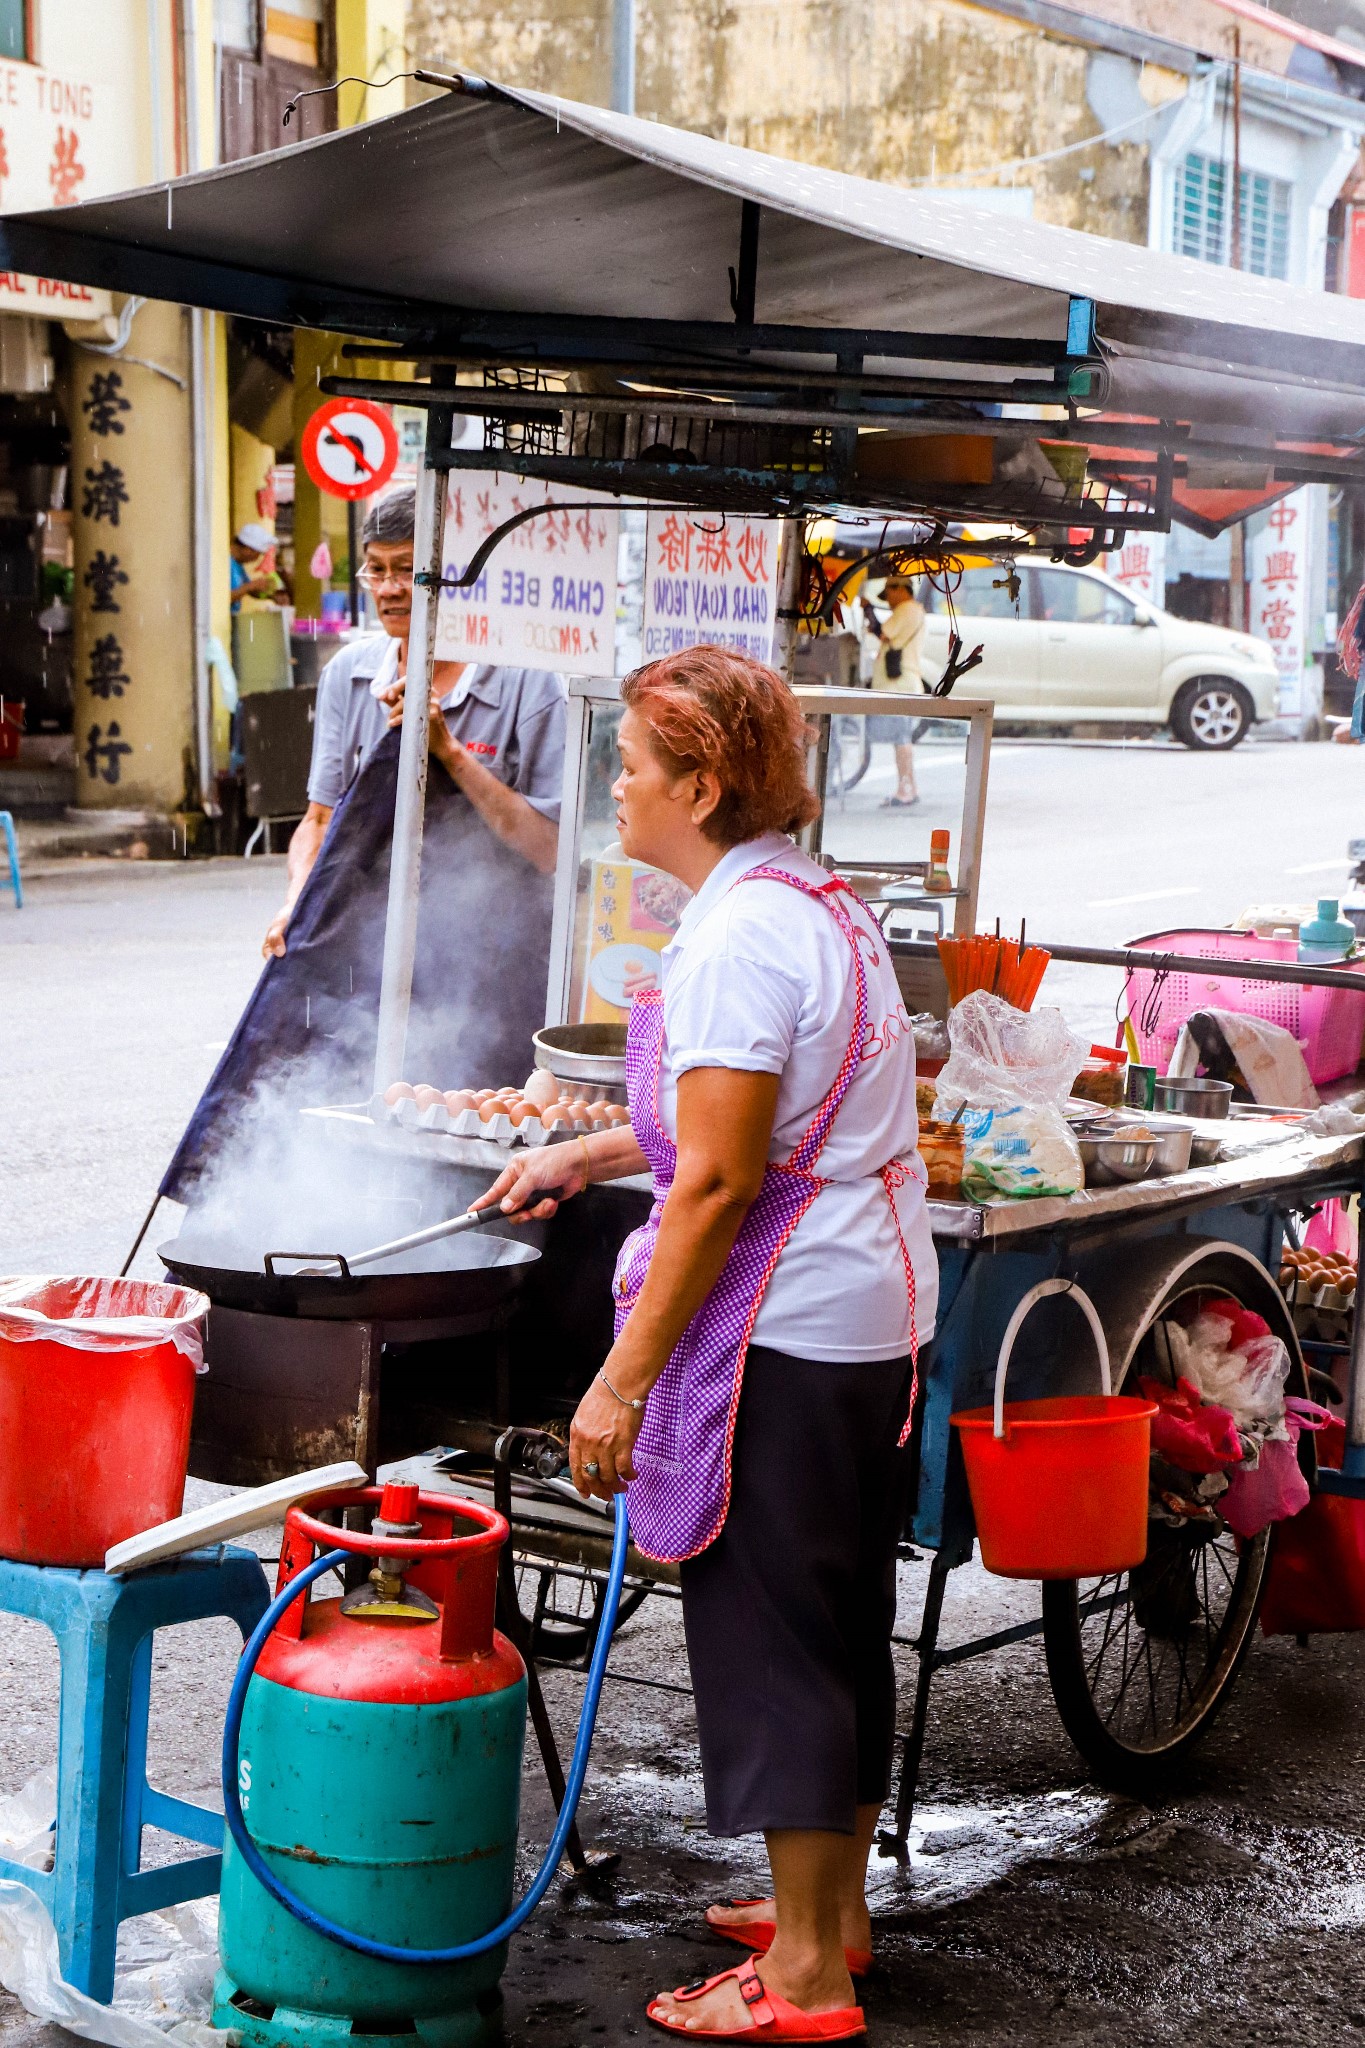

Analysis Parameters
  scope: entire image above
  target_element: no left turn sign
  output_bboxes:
[300,397,399,501]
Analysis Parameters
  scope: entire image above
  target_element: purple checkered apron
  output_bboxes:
[615,866,920,1564]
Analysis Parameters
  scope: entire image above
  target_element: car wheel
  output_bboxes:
[1170,677,1254,751]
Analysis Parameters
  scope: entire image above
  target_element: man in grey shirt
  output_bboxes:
[264,489,566,957]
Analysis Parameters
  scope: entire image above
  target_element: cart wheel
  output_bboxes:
[1042,1520,1272,1796]
[514,1558,651,1664]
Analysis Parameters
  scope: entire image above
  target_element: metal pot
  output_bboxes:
[1152,1076,1234,1119]
[532,1024,628,1105]
[1078,1133,1159,1186]
[1148,1124,1194,1176]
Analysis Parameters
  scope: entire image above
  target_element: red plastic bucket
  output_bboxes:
[952,1279,1156,1580]
[0,1277,209,1568]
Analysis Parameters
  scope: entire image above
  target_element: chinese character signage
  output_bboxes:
[1104,530,1166,609]
[1248,488,1310,716]
[0,14,148,316]
[435,473,620,676]
[642,512,781,664]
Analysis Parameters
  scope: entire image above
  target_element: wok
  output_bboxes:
[158,1225,539,1321]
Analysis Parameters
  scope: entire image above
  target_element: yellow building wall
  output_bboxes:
[70,302,197,811]
[404,0,1193,244]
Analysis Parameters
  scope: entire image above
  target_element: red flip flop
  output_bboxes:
[705,1901,872,1979]
[646,1957,866,2041]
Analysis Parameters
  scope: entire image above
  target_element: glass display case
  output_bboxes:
[544,681,993,1029]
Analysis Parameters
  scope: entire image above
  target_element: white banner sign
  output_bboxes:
[1247,487,1311,716]
[642,511,780,663]
[0,26,145,318]
[435,473,620,674]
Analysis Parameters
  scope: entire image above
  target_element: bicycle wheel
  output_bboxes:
[1042,1520,1272,1797]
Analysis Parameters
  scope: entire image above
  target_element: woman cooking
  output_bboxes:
[477,648,937,2043]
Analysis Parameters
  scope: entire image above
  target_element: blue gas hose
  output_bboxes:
[220,1492,630,1963]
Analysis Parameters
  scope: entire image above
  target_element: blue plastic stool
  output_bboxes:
[0,1545,270,2001]
[0,811,19,907]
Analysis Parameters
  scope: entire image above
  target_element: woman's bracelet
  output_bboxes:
[577,1135,592,1188]
[597,1366,646,1412]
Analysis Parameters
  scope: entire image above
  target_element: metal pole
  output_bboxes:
[179,0,215,809]
[1231,32,1243,273]
[1346,1257,1365,1469]
[771,518,803,681]
[372,440,448,1094]
[611,0,636,116]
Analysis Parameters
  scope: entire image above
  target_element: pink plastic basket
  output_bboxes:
[1124,928,1365,1086]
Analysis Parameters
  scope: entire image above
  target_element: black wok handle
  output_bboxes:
[264,1252,355,1280]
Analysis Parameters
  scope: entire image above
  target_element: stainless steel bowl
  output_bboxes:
[1153,1076,1234,1119]
[532,1024,628,1103]
[1149,1125,1194,1176]
[1078,1133,1160,1186]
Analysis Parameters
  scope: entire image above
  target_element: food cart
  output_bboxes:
[11,73,1365,1838]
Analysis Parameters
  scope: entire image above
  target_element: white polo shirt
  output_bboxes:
[656,833,938,1361]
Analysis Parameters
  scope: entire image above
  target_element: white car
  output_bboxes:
[917,560,1280,750]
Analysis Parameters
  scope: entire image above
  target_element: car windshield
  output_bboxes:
[1031,569,1136,625]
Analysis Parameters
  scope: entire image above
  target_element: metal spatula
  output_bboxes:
[282,1193,563,1278]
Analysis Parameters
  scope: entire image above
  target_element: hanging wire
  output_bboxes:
[281,67,472,128]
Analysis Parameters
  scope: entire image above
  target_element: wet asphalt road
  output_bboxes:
[4,1533,1365,2046]
[2,738,1365,2043]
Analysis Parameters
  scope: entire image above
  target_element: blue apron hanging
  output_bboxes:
[161,728,554,1202]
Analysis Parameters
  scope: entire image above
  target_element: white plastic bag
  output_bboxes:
[933,993,1086,1202]
[1165,1312,1290,1435]
[0,1771,231,2046]
[0,1278,209,1371]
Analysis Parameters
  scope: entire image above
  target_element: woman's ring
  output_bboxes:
[584,1460,600,1478]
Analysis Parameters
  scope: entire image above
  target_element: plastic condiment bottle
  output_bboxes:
[925,829,953,895]
[1298,898,1356,965]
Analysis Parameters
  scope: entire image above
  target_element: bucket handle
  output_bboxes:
[994,1278,1111,1440]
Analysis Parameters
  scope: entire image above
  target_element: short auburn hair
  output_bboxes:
[622,648,821,846]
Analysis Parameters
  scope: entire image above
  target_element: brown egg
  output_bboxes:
[444,1089,475,1116]
[523,1068,559,1109]
[509,1100,537,1127]
[493,1087,519,1101]
[414,1085,445,1110]
[606,1104,632,1126]
[541,1105,572,1130]
[587,1102,612,1128]
[478,1096,506,1123]
[472,1089,495,1104]
[383,1082,415,1105]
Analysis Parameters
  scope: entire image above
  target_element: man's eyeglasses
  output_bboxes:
[357,565,414,591]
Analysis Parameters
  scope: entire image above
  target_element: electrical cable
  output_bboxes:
[221,1491,629,1963]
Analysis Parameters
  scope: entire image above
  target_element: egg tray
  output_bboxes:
[1279,1251,1357,1346]
[383,1095,615,1149]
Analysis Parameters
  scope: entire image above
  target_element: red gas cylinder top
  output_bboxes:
[255,1481,525,1704]
[256,1603,525,1706]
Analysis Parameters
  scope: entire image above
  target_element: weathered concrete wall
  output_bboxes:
[1044,0,1297,73]
[405,0,1181,243]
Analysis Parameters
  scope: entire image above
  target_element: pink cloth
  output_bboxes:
[1221,1398,1335,1539]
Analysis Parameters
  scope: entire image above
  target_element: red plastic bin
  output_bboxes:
[1123,927,1365,1086]
[0,1277,208,1568]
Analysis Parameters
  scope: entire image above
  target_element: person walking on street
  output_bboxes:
[863,573,927,809]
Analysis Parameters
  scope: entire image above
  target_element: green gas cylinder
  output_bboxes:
[213,1484,527,2048]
